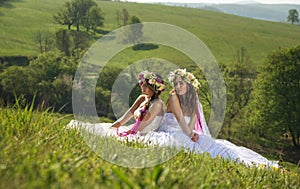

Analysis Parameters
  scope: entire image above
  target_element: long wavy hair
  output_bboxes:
[170,77,198,116]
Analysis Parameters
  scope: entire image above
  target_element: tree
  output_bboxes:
[35,30,54,53]
[56,29,72,56]
[287,9,299,24]
[74,0,97,31]
[221,48,254,139]
[0,66,37,102]
[30,52,63,82]
[120,8,129,26]
[248,46,300,147]
[54,0,104,32]
[52,74,73,112]
[29,52,77,111]
[55,29,91,57]
[53,1,75,30]
[82,5,104,32]
[70,31,91,54]
[0,51,78,112]
[116,9,121,26]
[121,16,143,45]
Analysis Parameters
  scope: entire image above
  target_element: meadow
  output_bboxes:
[1,0,300,66]
[1,0,300,188]
[0,102,299,188]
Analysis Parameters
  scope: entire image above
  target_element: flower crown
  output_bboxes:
[168,69,200,90]
[138,71,166,92]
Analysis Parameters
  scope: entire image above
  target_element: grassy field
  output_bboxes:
[1,0,300,66]
[0,103,299,188]
[1,1,300,187]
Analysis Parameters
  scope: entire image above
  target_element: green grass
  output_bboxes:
[1,2,300,187]
[1,0,300,66]
[0,103,299,188]
[0,0,65,56]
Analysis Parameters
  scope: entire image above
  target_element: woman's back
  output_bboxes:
[136,99,164,134]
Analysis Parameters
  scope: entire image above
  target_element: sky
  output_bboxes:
[122,0,300,4]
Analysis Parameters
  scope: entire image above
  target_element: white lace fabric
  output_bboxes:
[67,110,278,168]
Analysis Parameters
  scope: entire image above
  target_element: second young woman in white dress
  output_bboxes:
[159,68,278,168]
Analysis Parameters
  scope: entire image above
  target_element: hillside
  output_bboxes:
[0,0,300,65]
[214,4,300,22]
[162,2,300,23]
[0,105,299,188]
[1,2,300,187]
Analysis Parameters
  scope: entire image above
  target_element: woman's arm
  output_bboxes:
[168,94,194,138]
[189,113,197,131]
[111,95,146,128]
[189,114,199,141]
[136,100,163,132]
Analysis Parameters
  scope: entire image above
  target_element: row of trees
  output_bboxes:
[53,0,143,36]
[36,0,143,56]
[2,45,299,146]
[1,45,299,147]
[35,29,91,57]
[51,0,143,53]
[0,52,77,113]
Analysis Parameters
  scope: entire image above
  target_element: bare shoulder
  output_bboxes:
[168,92,179,103]
[166,92,181,113]
[151,98,164,107]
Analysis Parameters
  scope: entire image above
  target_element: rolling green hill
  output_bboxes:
[1,2,300,187]
[172,3,300,23]
[0,0,300,66]
[0,104,299,188]
[211,3,300,23]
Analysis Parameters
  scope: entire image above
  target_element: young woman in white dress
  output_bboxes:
[68,70,167,138]
[110,70,166,136]
[159,68,278,168]
[68,69,278,168]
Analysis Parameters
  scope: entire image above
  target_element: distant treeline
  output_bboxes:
[0,51,140,121]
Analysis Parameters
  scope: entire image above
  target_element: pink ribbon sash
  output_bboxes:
[194,102,204,134]
[117,108,146,137]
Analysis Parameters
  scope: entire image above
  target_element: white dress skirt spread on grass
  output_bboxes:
[67,113,278,168]
[159,113,278,168]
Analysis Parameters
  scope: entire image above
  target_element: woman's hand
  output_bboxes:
[127,129,132,134]
[110,122,121,128]
[191,133,199,142]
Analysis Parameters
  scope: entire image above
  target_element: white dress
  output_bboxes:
[67,112,278,168]
[159,113,279,168]
[67,105,168,143]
